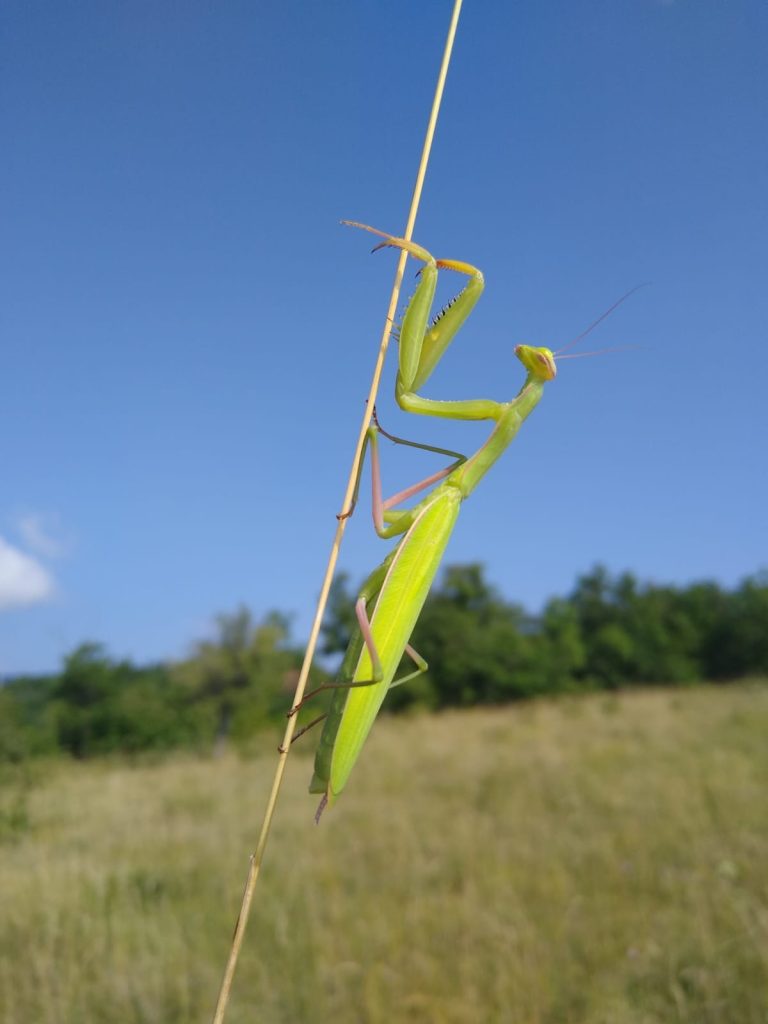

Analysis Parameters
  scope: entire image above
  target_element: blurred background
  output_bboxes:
[1,2,766,1022]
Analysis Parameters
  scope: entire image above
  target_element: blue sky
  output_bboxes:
[2,1,766,675]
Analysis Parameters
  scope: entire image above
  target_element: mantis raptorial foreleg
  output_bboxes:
[343,222,501,424]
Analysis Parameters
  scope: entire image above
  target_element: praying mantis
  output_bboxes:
[292,223,623,819]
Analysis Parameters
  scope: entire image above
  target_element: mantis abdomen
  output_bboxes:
[318,485,461,804]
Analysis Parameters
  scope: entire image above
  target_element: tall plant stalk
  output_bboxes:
[211,3,465,1019]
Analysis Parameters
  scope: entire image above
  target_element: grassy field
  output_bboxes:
[1,683,767,1024]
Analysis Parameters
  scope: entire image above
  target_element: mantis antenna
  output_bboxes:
[555,284,648,356]
[556,344,640,360]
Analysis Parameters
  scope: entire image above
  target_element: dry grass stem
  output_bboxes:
[211,3,465,1020]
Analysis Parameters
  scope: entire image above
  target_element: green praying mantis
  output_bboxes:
[290,223,631,820]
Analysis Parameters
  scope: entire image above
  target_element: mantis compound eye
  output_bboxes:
[536,350,557,379]
[514,344,557,381]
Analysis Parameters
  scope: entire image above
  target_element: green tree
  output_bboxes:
[54,643,121,757]
[414,565,536,704]
[53,644,195,757]
[534,597,587,693]
[0,674,59,761]
[712,573,768,678]
[174,607,301,750]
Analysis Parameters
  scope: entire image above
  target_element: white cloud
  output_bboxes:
[17,513,70,558]
[0,536,55,610]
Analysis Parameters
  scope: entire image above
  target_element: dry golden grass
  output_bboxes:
[1,683,767,1023]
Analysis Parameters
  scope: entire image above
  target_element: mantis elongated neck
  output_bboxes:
[452,375,546,498]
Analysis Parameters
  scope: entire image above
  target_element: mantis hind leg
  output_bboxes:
[389,643,428,689]
[287,552,395,718]
[287,599,384,718]
[290,547,427,718]
[278,711,327,753]
[286,640,427,736]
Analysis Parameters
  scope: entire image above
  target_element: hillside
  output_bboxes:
[2,683,766,1023]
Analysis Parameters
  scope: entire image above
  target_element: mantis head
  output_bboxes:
[514,344,557,381]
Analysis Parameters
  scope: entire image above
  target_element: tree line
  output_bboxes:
[1,565,766,763]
